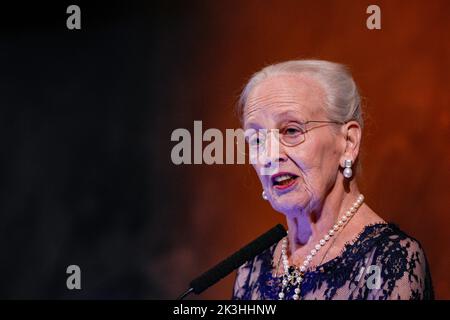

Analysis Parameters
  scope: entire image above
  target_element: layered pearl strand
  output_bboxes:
[278,194,365,300]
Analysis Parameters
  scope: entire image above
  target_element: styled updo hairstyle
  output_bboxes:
[238,59,363,128]
[237,59,364,175]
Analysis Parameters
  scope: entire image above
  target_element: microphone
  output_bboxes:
[177,224,287,299]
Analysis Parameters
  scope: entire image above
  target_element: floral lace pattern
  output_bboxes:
[232,223,434,300]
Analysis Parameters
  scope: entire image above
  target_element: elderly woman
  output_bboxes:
[232,60,433,300]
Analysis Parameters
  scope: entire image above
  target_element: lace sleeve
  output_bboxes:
[366,234,434,300]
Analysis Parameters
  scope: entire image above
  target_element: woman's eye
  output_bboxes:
[284,127,303,135]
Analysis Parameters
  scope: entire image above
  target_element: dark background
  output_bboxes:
[0,1,199,298]
[0,1,449,299]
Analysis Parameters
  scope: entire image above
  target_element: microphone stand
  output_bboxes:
[176,287,193,300]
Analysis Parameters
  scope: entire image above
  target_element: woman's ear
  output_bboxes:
[340,120,362,166]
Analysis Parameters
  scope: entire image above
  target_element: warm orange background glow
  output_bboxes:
[160,0,450,300]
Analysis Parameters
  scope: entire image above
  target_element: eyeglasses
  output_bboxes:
[246,120,345,150]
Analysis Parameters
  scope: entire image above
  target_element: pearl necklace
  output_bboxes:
[278,194,365,300]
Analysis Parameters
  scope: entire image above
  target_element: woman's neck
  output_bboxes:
[286,181,361,255]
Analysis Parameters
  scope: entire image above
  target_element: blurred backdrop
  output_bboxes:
[0,0,448,299]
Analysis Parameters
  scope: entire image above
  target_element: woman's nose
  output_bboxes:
[263,153,286,168]
[260,145,287,175]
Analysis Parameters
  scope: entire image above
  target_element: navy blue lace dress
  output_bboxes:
[232,223,434,300]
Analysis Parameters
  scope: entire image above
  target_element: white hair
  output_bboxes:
[238,59,364,129]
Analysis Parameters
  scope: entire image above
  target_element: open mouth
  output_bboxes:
[271,173,299,189]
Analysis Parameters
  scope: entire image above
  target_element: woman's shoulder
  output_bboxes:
[324,222,430,282]
[340,222,427,263]
[343,222,434,299]
[353,222,424,252]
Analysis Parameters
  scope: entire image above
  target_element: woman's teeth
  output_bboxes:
[273,174,297,185]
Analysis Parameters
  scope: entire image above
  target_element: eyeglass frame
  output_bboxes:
[245,120,347,150]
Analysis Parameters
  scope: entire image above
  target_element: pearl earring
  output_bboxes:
[343,159,353,178]
[262,190,268,200]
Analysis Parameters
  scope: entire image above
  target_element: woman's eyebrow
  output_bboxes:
[274,111,305,123]
[244,112,306,129]
[244,122,262,130]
